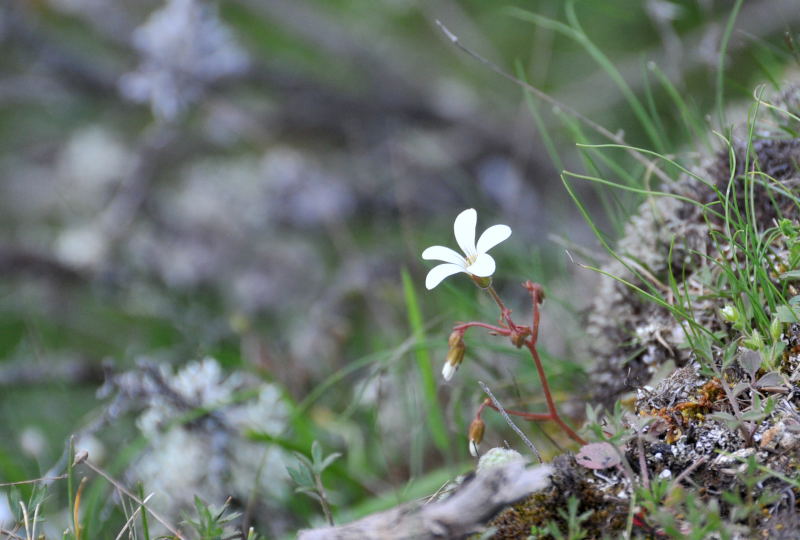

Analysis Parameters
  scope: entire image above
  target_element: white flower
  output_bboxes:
[422,208,511,290]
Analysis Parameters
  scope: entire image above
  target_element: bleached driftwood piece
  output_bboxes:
[297,462,553,540]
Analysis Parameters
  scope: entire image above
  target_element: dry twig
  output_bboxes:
[298,461,553,540]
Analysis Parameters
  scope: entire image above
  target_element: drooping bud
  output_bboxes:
[442,331,466,381]
[468,417,485,457]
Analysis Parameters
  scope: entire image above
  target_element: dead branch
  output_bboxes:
[297,462,553,540]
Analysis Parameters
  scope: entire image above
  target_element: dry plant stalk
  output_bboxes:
[297,461,553,540]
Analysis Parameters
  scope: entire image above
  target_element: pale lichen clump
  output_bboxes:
[119,0,249,119]
[102,357,292,534]
[476,447,525,472]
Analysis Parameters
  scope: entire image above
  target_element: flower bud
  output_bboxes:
[743,329,764,351]
[442,332,466,381]
[509,327,530,348]
[779,218,796,238]
[720,305,740,324]
[468,417,485,457]
[770,317,783,342]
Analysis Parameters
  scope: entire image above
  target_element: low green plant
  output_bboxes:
[287,441,341,526]
[183,495,261,540]
[6,482,48,540]
[722,454,781,529]
[528,496,593,540]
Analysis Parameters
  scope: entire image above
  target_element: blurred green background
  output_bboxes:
[0,0,798,536]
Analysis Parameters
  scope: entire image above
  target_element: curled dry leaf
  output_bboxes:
[575,442,621,470]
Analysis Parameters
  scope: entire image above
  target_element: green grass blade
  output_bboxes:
[715,0,744,128]
[507,4,666,152]
[641,58,670,150]
[562,174,714,340]
[647,62,711,153]
[515,60,564,171]
[562,169,720,218]
[400,268,450,454]
[137,483,151,540]
[67,436,76,540]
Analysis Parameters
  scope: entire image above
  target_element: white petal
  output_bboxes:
[476,224,511,254]
[453,208,477,257]
[442,362,457,381]
[469,440,479,457]
[422,245,467,266]
[425,263,465,290]
[466,253,495,277]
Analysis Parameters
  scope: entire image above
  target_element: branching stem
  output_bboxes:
[467,281,586,446]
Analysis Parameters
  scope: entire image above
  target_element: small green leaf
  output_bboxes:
[709,412,738,423]
[742,410,766,421]
[9,488,23,522]
[291,451,313,469]
[737,350,761,378]
[319,452,342,472]
[287,466,313,488]
[311,440,323,466]
[776,305,800,323]
[764,396,776,415]
[752,392,762,410]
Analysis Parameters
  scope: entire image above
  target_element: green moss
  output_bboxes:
[486,457,628,539]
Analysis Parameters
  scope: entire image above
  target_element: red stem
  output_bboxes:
[485,285,514,328]
[524,280,542,344]
[467,281,586,446]
[453,322,510,335]
[525,328,585,444]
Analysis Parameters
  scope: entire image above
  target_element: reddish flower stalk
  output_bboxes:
[466,281,586,446]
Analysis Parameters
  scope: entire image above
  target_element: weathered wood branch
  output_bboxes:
[298,462,553,540]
